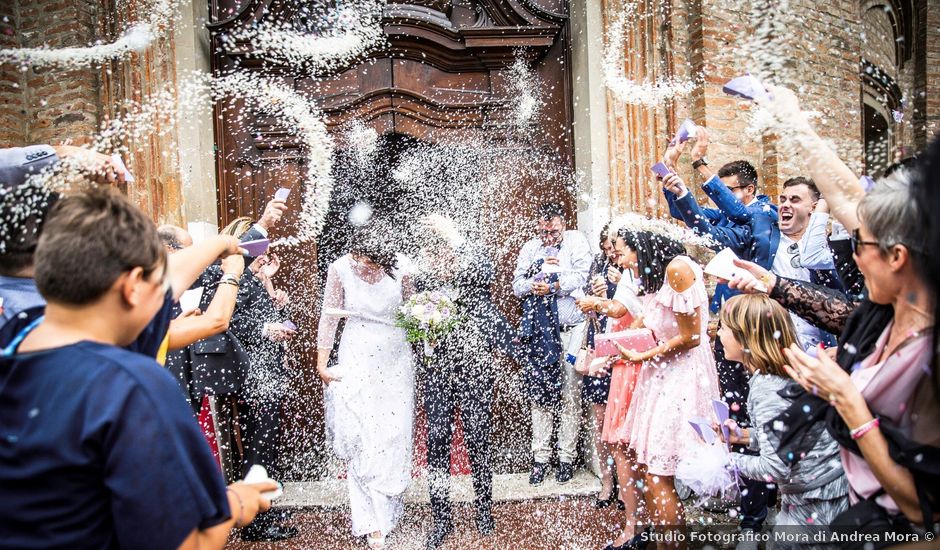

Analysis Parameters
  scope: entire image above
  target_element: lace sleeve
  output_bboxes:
[316,262,344,350]
[769,277,860,335]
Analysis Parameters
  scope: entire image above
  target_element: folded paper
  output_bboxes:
[282,320,297,330]
[111,154,135,183]
[673,119,698,144]
[722,74,770,102]
[704,248,768,292]
[275,187,291,200]
[178,287,203,313]
[241,238,270,257]
[650,162,673,178]
[244,464,283,500]
[688,417,717,445]
[594,328,656,358]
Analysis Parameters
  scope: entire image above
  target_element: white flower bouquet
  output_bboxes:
[395,291,462,357]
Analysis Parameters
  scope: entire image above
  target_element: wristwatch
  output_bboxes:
[691,157,709,170]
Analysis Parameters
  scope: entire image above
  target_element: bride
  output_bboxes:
[316,231,415,549]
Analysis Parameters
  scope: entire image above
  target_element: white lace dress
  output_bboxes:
[317,254,415,537]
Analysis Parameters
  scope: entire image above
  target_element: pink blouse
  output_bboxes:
[841,321,936,515]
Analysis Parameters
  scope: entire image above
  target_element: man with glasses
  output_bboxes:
[512,202,592,485]
[663,130,845,548]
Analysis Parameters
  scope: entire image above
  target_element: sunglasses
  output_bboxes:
[539,229,562,237]
[850,228,880,255]
[787,242,802,269]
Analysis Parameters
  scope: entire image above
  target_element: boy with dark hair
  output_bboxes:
[0,187,274,549]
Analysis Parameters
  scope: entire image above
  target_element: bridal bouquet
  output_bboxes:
[395,291,461,357]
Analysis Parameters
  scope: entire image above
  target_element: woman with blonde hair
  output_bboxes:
[221,216,254,239]
[717,294,848,542]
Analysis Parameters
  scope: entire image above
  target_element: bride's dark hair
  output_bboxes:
[349,227,398,279]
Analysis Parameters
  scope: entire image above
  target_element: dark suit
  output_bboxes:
[228,270,289,480]
[416,242,511,526]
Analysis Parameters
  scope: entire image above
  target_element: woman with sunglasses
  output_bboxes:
[730,85,940,540]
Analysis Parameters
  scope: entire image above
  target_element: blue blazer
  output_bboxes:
[666,176,844,292]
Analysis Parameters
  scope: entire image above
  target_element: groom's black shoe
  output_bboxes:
[426,519,454,550]
[476,507,495,536]
[529,462,549,485]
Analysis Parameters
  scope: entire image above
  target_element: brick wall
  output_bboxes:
[604,0,940,211]
[0,0,185,223]
[926,0,940,139]
[0,2,26,148]
[0,0,102,148]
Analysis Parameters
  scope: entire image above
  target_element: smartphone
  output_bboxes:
[650,162,673,178]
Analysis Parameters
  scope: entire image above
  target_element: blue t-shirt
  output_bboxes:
[0,341,230,549]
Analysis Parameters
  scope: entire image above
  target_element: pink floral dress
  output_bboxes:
[622,256,721,476]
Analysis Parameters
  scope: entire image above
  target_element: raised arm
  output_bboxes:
[167,255,245,350]
[664,174,752,253]
[727,258,858,335]
[800,207,836,270]
[167,235,243,300]
[759,86,865,231]
[512,241,537,298]
[557,232,592,296]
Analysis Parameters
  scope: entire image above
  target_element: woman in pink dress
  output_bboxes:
[578,229,687,550]
[617,236,721,543]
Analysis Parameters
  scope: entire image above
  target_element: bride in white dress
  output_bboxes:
[316,239,415,549]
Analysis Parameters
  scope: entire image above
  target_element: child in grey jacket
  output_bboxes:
[717,294,848,545]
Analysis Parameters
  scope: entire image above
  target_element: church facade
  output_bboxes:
[1,0,938,477]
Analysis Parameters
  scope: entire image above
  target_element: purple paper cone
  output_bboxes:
[675,119,698,143]
[241,238,270,256]
[275,187,291,200]
[650,162,673,178]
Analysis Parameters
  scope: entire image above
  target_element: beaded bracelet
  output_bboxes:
[850,418,880,440]
[226,488,245,527]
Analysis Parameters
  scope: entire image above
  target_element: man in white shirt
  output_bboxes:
[511,203,592,485]
[770,177,833,349]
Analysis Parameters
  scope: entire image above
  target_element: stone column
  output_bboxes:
[173,0,219,234]
[570,0,612,479]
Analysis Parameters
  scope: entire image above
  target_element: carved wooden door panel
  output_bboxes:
[210,0,575,479]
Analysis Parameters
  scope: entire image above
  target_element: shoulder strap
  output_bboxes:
[1,315,44,357]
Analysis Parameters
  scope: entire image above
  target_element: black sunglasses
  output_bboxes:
[850,228,879,255]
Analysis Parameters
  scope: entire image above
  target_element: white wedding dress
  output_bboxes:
[317,254,415,537]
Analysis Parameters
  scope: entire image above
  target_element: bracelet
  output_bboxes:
[226,488,246,527]
[850,418,880,440]
[220,274,240,287]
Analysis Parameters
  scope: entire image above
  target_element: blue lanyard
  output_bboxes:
[1,315,44,357]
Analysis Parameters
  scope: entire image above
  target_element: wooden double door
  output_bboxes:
[209,0,578,479]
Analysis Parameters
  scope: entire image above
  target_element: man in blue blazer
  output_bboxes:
[663,129,843,295]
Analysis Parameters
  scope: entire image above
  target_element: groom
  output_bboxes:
[416,214,513,550]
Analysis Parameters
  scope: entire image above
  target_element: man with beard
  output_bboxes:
[662,129,844,549]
